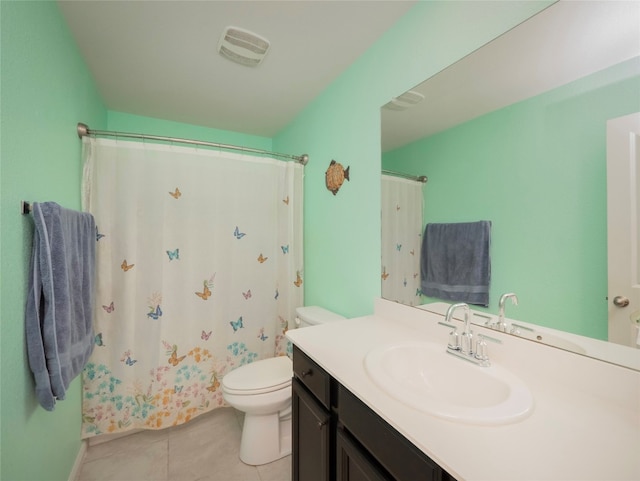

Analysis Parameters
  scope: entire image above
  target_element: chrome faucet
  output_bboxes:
[439,302,500,367]
[496,292,519,332]
[445,303,473,354]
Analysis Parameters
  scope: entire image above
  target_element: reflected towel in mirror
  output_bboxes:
[420,221,491,306]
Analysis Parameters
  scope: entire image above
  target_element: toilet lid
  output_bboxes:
[222,356,293,394]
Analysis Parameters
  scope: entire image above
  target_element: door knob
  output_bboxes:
[613,296,630,307]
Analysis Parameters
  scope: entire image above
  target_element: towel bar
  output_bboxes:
[21,201,31,214]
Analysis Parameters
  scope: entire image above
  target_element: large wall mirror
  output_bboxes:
[381,1,640,370]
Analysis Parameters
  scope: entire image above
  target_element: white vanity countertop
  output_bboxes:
[286,299,640,481]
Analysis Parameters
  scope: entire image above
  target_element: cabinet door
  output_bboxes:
[293,378,331,481]
[336,429,393,481]
[338,385,444,481]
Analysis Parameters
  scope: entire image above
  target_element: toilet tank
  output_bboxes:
[295,306,345,328]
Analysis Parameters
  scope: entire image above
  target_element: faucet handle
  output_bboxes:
[510,323,534,335]
[449,330,460,350]
[472,312,493,326]
[474,336,488,361]
[479,333,503,344]
[438,321,460,350]
[474,334,501,365]
[437,321,456,329]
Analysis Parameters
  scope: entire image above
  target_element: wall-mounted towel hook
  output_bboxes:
[21,201,32,215]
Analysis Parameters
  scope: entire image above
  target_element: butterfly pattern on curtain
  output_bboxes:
[81,138,303,437]
[381,175,424,306]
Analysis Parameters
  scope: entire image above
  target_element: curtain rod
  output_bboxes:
[76,123,309,165]
[382,169,428,183]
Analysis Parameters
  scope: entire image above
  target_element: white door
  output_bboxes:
[607,112,640,348]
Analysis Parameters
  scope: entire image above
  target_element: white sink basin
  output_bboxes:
[364,341,533,425]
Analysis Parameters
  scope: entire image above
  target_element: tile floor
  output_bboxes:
[76,407,291,481]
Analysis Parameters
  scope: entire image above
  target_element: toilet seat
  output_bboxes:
[222,356,292,395]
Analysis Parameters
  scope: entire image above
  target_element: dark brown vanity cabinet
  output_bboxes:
[338,385,449,481]
[336,428,393,481]
[292,346,333,481]
[292,346,454,481]
[292,378,331,481]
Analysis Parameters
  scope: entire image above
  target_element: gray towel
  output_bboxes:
[420,221,491,307]
[25,202,96,410]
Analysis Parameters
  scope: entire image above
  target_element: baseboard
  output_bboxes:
[68,439,87,481]
[88,428,142,446]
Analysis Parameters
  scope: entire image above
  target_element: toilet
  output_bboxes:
[222,306,345,466]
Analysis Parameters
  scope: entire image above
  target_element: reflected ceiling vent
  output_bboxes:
[218,26,270,67]
[383,90,425,111]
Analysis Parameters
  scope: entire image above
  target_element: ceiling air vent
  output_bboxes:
[383,90,425,111]
[218,26,270,67]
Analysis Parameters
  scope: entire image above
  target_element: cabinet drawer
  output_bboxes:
[338,385,445,481]
[293,345,331,409]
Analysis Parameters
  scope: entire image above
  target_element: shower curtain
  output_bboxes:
[381,175,423,306]
[80,138,303,437]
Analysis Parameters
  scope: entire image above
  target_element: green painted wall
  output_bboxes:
[0,2,106,480]
[0,1,554,479]
[274,1,552,318]
[383,58,640,339]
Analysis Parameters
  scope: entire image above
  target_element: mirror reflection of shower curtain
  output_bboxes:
[80,138,303,438]
[381,175,423,306]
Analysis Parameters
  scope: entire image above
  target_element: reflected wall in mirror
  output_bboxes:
[380,1,640,369]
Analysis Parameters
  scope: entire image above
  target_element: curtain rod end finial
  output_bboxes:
[77,123,89,138]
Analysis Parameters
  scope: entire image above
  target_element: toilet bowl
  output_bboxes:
[222,306,345,465]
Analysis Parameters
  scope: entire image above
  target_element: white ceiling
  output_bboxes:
[381,1,640,152]
[57,0,416,138]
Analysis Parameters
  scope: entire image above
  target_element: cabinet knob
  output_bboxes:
[301,369,313,377]
[317,420,327,429]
